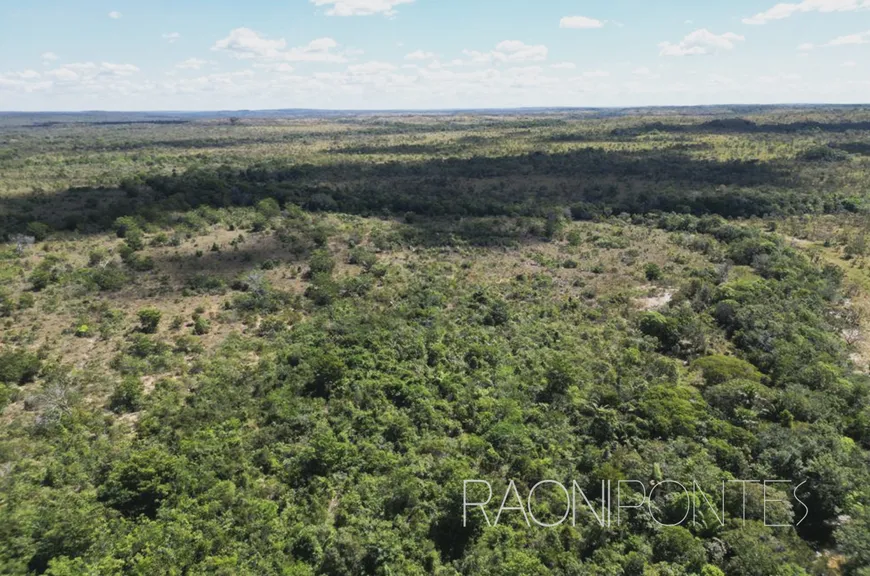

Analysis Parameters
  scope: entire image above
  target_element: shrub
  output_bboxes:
[653,527,706,573]
[88,248,109,267]
[257,198,281,219]
[639,311,680,351]
[308,250,336,277]
[124,229,145,252]
[306,352,345,399]
[0,291,12,317]
[30,257,64,291]
[185,274,226,295]
[483,299,510,326]
[692,354,762,386]
[126,254,155,272]
[348,247,377,271]
[97,447,182,519]
[88,264,129,292]
[127,334,169,358]
[26,221,51,241]
[174,335,204,354]
[17,293,35,310]
[644,262,663,281]
[192,315,211,335]
[137,309,162,334]
[0,349,41,385]
[110,376,144,413]
[114,216,137,238]
[304,274,338,306]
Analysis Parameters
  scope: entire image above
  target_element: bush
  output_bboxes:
[0,349,41,385]
[110,376,144,413]
[0,290,12,317]
[87,264,129,291]
[127,334,170,358]
[652,526,706,572]
[257,198,281,219]
[124,229,145,252]
[348,247,377,271]
[137,308,162,334]
[17,293,35,310]
[644,262,663,281]
[174,335,204,354]
[192,315,211,335]
[639,311,680,351]
[308,250,336,277]
[97,447,182,519]
[692,354,762,386]
[113,216,140,238]
[185,274,226,295]
[26,221,51,241]
[30,257,64,291]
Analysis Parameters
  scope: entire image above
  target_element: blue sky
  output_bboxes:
[1,0,869,110]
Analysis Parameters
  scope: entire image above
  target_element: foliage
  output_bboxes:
[137,308,162,334]
[1,109,870,574]
[0,348,41,384]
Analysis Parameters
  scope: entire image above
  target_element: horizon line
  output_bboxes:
[3,102,870,116]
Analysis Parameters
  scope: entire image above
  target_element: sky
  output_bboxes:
[0,0,869,111]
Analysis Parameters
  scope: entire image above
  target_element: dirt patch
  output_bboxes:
[636,290,673,311]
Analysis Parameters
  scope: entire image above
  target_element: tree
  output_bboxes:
[692,355,762,386]
[0,349,41,384]
[137,308,162,334]
[645,262,663,281]
[308,250,336,278]
[110,376,144,413]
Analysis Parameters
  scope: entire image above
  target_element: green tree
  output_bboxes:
[137,308,162,334]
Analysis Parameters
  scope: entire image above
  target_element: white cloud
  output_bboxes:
[163,32,181,43]
[212,28,347,62]
[213,28,288,59]
[34,62,140,87]
[559,16,605,29]
[108,11,122,19]
[550,62,576,69]
[659,29,745,56]
[7,53,869,111]
[176,58,208,70]
[743,0,870,25]
[633,67,660,79]
[48,68,80,82]
[493,40,548,62]
[347,61,397,74]
[842,60,857,66]
[311,0,413,16]
[583,69,610,78]
[41,52,59,62]
[825,30,870,45]
[164,71,256,96]
[797,42,815,51]
[100,63,140,76]
[256,63,296,73]
[453,41,549,67]
[405,50,435,60]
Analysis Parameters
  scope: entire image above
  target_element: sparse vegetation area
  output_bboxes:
[2,107,870,575]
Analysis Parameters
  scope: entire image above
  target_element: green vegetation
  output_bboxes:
[1,107,870,575]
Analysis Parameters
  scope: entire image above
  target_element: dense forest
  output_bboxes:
[1,107,870,575]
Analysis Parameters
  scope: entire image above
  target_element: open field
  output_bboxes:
[2,107,870,575]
